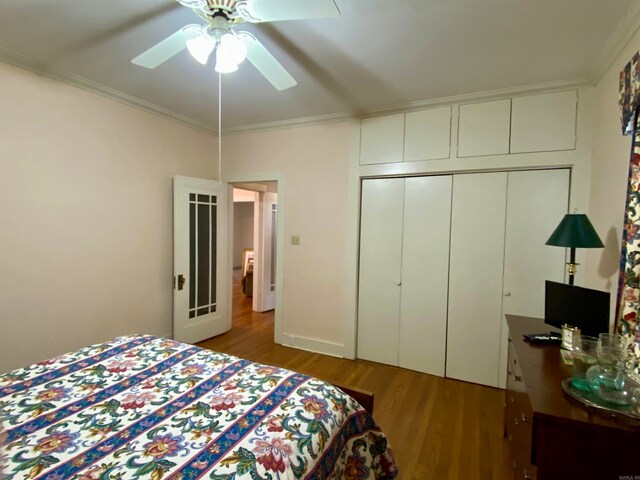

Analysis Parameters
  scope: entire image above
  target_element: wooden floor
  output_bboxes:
[198,270,512,479]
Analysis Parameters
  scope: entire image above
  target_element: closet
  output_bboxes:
[357,168,570,387]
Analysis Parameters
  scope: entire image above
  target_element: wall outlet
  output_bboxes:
[291,235,301,246]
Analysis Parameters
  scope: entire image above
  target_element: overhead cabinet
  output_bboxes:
[357,169,569,387]
[359,90,577,164]
[510,90,577,153]
[457,99,511,157]
[360,107,452,165]
[359,114,405,165]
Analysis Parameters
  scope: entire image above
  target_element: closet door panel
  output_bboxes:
[399,176,452,375]
[447,172,507,387]
[357,178,404,365]
[502,169,570,318]
[497,169,570,387]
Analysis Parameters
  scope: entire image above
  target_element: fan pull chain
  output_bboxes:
[218,70,222,183]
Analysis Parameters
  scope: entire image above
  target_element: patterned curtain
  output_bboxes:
[616,51,640,375]
[619,51,639,134]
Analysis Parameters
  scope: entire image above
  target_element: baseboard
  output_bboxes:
[281,334,344,358]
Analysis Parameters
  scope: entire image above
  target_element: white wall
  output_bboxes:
[0,63,217,373]
[223,122,357,352]
[233,201,254,268]
[585,29,640,325]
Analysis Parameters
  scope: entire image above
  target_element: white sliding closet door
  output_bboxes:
[357,178,404,365]
[497,169,570,386]
[447,172,508,387]
[399,176,452,376]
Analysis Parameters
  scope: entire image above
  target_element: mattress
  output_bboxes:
[0,335,397,479]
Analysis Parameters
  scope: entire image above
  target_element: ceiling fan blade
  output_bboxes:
[132,24,202,68]
[239,32,297,91]
[236,0,339,23]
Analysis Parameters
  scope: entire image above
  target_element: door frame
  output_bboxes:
[226,172,285,345]
[254,191,277,312]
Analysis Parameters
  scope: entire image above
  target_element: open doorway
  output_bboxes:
[231,182,278,338]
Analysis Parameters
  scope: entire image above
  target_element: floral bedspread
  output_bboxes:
[0,335,397,480]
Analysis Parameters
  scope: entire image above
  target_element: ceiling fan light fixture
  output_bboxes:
[215,55,239,73]
[218,33,248,66]
[186,33,216,64]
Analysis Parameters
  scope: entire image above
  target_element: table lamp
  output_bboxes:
[545,213,604,285]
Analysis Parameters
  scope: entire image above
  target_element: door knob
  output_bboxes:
[503,291,511,296]
[177,274,186,291]
[395,280,402,286]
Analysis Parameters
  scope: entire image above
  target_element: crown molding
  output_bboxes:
[224,78,590,135]
[0,48,216,135]
[1,47,589,138]
[590,0,640,84]
[358,78,590,119]
[223,111,356,135]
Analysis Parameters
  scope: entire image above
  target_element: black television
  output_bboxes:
[544,281,610,337]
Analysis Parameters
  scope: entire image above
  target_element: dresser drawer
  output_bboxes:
[505,336,537,479]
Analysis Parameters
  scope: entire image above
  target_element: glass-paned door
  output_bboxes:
[174,176,229,343]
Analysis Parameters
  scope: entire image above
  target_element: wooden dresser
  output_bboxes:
[505,315,640,480]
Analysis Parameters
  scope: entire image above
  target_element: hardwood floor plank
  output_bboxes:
[197,271,512,479]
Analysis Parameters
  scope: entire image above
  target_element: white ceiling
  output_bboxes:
[0,0,635,131]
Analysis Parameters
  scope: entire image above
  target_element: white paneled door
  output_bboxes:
[357,169,569,386]
[497,169,570,386]
[446,172,508,387]
[398,176,452,376]
[357,178,404,366]
[358,176,452,375]
[173,176,229,344]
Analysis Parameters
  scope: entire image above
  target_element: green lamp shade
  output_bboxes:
[545,214,604,248]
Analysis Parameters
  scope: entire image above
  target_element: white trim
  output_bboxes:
[344,121,362,360]
[0,48,216,134]
[1,47,590,137]
[224,79,589,135]
[589,0,640,84]
[225,172,285,345]
[281,334,344,358]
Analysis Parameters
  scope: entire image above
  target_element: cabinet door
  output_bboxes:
[357,178,404,365]
[360,114,404,165]
[398,176,452,375]
[447,172,507,387]
[510,91,577,153]
[497,169,569,387]
[404,107,451,161]
[457,99,511,157]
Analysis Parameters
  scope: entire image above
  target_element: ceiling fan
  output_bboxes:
[131,0,340,90]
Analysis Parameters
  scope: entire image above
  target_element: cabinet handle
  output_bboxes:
[395,280,402,286]
[512,460,519,470]
[508,434,513,442]
[514,417,522,426]
[521,412,528,423]
[523,468,536,479]
[509,395,514,404]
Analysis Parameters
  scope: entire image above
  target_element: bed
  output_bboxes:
[0,335,397,480]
